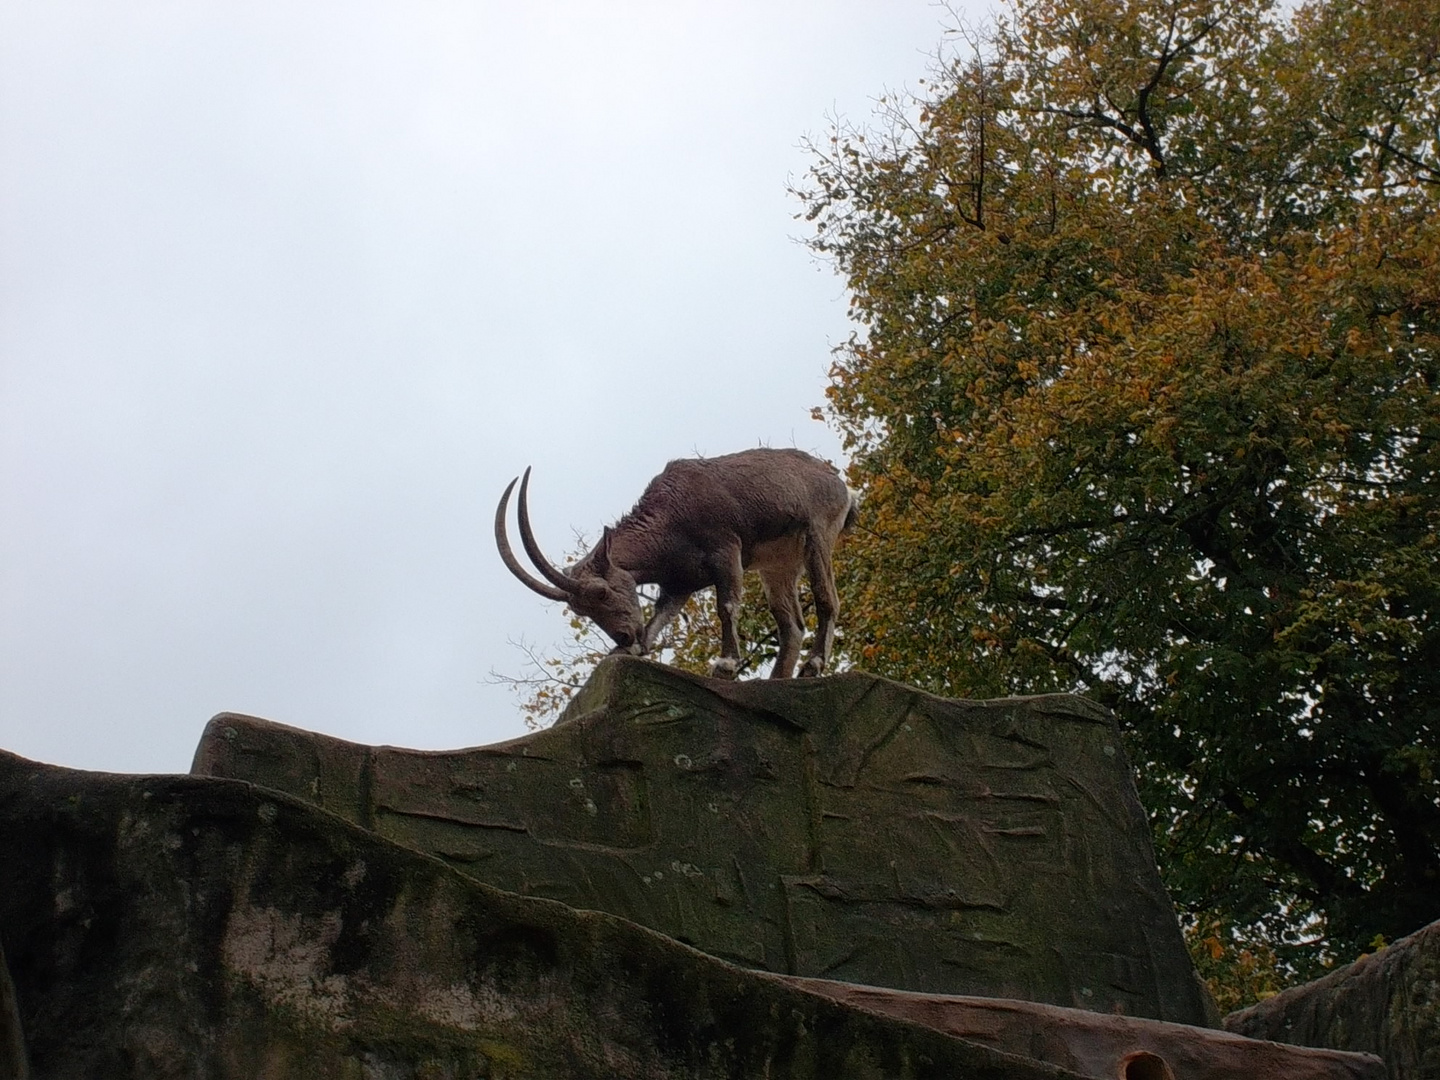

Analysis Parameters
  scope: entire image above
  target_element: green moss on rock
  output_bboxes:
[0,750,1085,1079]
[194,656,1212,1025]
[1225,919,1440,1080]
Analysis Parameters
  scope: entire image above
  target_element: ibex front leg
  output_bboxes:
[641,591,691,655]
[707,546,745,680]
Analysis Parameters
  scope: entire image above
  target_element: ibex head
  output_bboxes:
[495,469,647,654]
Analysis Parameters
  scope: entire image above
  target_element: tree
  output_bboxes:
[797,0,1440,989]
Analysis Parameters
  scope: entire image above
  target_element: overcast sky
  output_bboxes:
[1,1,985,775]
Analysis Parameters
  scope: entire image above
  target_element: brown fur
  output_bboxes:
[496,448,857,679]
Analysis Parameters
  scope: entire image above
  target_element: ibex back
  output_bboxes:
[495,448,858,678]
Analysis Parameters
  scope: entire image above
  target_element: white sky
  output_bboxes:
[1,0,985,774]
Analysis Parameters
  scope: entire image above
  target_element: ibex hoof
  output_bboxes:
[799,656,825,678]
[709,657,740,680]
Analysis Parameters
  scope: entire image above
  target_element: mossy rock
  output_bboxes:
[193,656,1213,1026]
[1226,918,1440,1080]
[0,749,1098,1079]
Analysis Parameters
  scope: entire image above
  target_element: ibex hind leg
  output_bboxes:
[799,536,839,678]
[759,563,804,679]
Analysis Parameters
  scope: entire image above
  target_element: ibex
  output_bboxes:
[495,448,858,678]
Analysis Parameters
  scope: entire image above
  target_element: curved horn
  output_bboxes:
[517,467,582,593]
[495,474,570,602]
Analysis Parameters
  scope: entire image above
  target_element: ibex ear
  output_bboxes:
[593,528,614,573]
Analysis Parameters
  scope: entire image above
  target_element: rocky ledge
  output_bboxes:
[0,658,1394,1079]
[193,656,1211,1024]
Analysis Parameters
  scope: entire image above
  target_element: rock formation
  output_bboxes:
[798,979,1382,1080]
[0,942,25,1080]
[193,656,1212,1025]
[1225,918,1440,1080]
[0,656,1393,1078]
[0,750,1081,1079]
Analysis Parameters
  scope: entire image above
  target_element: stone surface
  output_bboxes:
[790,977,1384,1080]
[0,942,27,1080]
[0,749,1088,1080]
[1225,918,1440,1080]
[191,656,1214,1025]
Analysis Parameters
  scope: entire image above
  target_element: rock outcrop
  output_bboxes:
[193,656,1212,1025]
[1225,918,1440,1080]
[0,941,25,1080]
[796,979,1382,1080]
[0,749,1085,1080]
[0,658,1393,1078]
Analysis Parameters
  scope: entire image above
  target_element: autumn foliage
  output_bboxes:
[795,0,1439,991]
